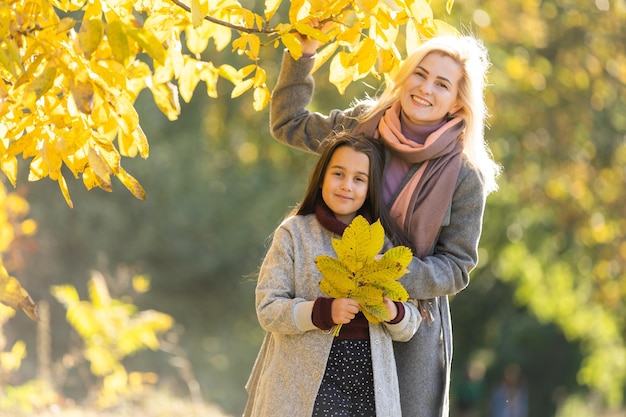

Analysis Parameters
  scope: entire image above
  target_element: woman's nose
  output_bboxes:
[419,81,433,94]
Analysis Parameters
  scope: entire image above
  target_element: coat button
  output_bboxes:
[312,371,321,380]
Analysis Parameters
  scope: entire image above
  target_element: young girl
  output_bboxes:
[243,132,421,417]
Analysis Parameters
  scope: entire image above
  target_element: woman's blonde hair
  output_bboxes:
[357,35,501,194]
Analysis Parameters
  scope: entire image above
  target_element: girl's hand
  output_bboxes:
[383,297,398,321]
[331,298,360,324]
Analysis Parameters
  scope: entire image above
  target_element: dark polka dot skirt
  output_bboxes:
[312,339,376,417]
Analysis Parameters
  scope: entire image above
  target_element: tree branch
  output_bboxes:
[169,0,276,34]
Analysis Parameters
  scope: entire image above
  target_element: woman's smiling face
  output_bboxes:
[399,52,463,126]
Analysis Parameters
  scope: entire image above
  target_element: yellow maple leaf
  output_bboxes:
[78,19,104,58]
[281,32,303,61]
[253,85,270,112]
[312,41,338,74]
[190,0,208,28]
[0,340,26,373]
[150,82,181,121]
[353,38,377,75]
[315,215,412,336]
[331,215,384,271]
[0,270,38,321]
[264,0,282,21]
[106,20,130,66]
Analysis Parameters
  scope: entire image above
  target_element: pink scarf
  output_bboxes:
[357,101,465,257]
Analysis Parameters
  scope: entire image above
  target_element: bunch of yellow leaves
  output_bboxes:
[315,215,412,336]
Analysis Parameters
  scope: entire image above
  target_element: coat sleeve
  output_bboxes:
[270,50,362,153]
[400,161,487,300]
[255,224,316,334]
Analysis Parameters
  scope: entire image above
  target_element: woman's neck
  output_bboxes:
[399,112,447,145]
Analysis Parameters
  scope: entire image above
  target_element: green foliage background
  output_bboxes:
[3,0,625,416]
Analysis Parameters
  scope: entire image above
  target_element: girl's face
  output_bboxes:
[399,52,463,126]
[321,146,370,225]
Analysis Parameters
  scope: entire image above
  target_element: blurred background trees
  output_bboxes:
[446,0,626,415]
[1,0,625,416]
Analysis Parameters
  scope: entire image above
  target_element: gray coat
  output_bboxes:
[244,215,421,417]
[269,51,487,417]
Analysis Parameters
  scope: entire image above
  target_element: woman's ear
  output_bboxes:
[450,102,462,115]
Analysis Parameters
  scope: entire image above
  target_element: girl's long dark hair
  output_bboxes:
[292,131,414,252]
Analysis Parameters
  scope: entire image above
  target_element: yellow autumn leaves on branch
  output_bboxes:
[315,216,412,336]
[1,0,455,206]
[0,181,37,319]
[0,0,454,315]
[51,271,173,407]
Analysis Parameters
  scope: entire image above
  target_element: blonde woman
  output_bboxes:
[269,34,500,417]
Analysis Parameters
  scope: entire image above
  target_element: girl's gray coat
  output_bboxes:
[244,215,421,417]
[267,51,487,417]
